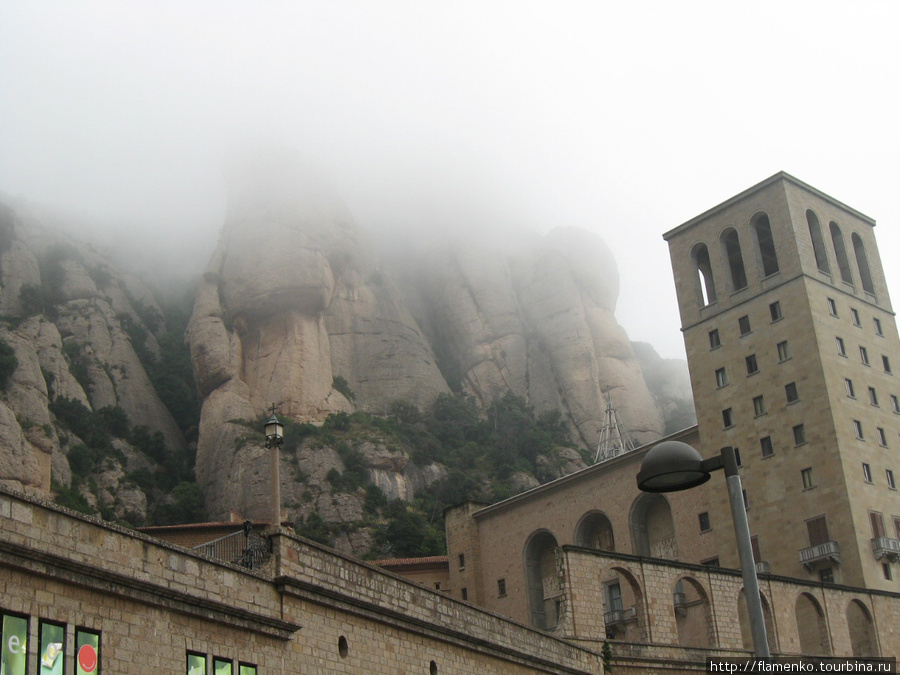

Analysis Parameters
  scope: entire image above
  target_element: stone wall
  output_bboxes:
[561,547,900,672]
[0,486,599,674]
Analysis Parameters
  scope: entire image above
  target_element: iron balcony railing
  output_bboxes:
[193,529,272,570]
[799,540,840,569]
[604,606,637,626]
[872,536,900,561]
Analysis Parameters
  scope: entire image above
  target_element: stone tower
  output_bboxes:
[664,172,900,589]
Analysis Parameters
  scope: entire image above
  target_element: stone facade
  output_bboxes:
[0,486,598,674]
[664,172,900,589]
[442,174,900,670]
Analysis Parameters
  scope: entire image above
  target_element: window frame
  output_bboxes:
[769,301,782,322]
[836,336,847,356]
[785,382,799,403]
[760,436,774,458]
[777,340,791,362]
[715,367,728,388]
[863,462,873,483]
[738,315,751,336]
[745,354,759,375]
[793,424,806,446]
[709,328,721,349]
[752,395,766,417]
[801,467,814,490]
[722,408,735,428]
[827,298,838,317]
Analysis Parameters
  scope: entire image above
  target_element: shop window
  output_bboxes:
[214,658,234,675]
[40,621,66,674]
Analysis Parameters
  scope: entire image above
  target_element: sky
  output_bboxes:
[1,1,899,360]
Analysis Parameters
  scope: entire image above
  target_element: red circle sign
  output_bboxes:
[78,644,97,673]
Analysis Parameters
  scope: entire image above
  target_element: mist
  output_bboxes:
[2,1,899,359]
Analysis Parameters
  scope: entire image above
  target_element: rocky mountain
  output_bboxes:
[187,154,693,532]
[0,199,197,525]
[0,156,694,557]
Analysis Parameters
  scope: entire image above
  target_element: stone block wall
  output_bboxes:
[0,486,600,674]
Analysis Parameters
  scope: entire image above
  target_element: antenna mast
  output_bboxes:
[594,393,636,463]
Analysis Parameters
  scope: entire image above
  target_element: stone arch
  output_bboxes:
[575,511,615,551]
[524,529,562,631]
[795,592,831,655]
[829,221,853,285]
[807,209,830,274]
[720,227,748,291]
[691,242,717,306]
[737,588,777,652]
[751,212,779,277]
[630,493,677,559]
[846,599,878,657]
[673,576,715,648]
[851,233,875,295]
[602,565,646,642]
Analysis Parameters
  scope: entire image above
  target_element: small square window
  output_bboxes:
[760,436,774,458]
[836,336,847,356]
[785,382,799,403]
[793,424,806,446]
[715,367,728,388]
[753,395,766,417]
[874,317,884,336]
[769,301,782,322]
[698,512,711,532]
[709,329,721,349]
[745,354,759,375]
[739,315,751,336]
[777,341,791,362]
[827,298,838,317]
[845,378,856,398]
[892,394,900,414]
[851,308,861,326]
[869,387,879,406]
[887,469,896,490]
[801,467,814,490]
[722,408,735,428]
[497,578,507,597]
[860,346,870,365]
[819,568,834,583]
[883,355,892,374]
[863,462,872,483]
[878,427,887,447]
[854,420,864,440]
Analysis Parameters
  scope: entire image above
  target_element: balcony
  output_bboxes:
[799,540,840,570]
[604,606,637,627]
[872,537,900,562]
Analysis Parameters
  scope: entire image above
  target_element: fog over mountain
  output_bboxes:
[2,2,899,363]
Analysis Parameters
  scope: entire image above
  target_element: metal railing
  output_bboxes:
[604,606,637,626]
[193,529,272,570]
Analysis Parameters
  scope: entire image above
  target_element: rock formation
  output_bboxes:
[0,199,187,523]
[188,154,689,523]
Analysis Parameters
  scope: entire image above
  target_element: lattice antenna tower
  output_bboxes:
[593,392,636,463]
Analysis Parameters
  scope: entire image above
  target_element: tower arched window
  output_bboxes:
[807,210,830,273]
[851,233,875,295]
[752,213,779,277]
[829,221,853,285]
[720,228,747,291]
[691,243,716,306]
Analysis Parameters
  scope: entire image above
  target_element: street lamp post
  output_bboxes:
[264,409,284,529]
[636,441,770,658]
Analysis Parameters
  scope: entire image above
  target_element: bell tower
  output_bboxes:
[664,172,900,589]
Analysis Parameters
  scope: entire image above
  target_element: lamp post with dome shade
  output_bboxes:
[264,408,284,528]
[636,442,770,658]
